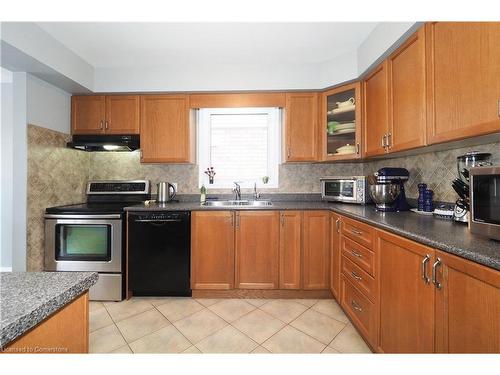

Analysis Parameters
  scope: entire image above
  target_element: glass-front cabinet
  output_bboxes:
[320,82,362,161]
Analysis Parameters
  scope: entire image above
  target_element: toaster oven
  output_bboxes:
[320,176,370,204]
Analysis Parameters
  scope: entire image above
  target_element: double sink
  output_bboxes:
[202,200,273,207]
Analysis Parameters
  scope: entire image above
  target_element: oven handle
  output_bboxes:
[133,219,183,223]
[44,214,122,219]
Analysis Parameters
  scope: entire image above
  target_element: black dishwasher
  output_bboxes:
[128,211,191,296]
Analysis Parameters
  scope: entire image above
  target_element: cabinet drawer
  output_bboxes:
[341,276,377,348]
[341,236,375,276]
[342,256,377,302]
[341,217,374,250]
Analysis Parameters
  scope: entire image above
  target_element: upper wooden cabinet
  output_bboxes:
[302,211,330,290]
[71,96,106,134]
[72,95,140,135]
[320,82,362,161]
[377,230,435,353]
[189,92,285,108]
[387,27,427,152]
[284,92,319,162]
[235,211,280,289]
[279,211,302,290]
[435,250,500,353]
[140,95,194,163]
[363,61,389,157]
[191,211,235,290]
[426,22,500,144]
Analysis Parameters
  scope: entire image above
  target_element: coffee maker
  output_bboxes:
[369,168,411,212]
[452,151,492,223]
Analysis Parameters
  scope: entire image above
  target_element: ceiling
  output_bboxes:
[36,22,378,68]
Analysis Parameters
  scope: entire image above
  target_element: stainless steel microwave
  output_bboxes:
[469,166,500,241]
[320,176,370,204]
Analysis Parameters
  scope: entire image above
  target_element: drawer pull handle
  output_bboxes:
[351,300,362,312]
[432,258,442,290]
[351,229,362,235]
[351,271,362,281]
[421,254,431,284]
[351,250,362,258]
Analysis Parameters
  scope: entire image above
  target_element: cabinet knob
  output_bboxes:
[351,300,362,312]
[105,121,109,130]
[381,134,387,149]
[387,132,392,149]
[100,121,104,130]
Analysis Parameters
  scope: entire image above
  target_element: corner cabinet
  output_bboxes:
[320,82,362,161]
[139,95,195,163]
[426,22,500,145]
[284,92,319,162]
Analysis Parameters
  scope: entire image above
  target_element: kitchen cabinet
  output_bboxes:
[5,292,89,353]
[279,211,302,289]
[320,82,362,161]
[72,95,140,135]
[426,22,500,145]
[377,229,435,353]
[302,211,330,290]
[363,61,389,157]
[189,92,286,108]
[435,250,500,353]
[284,92,319,162]
[387,27,427,152]
[191,211,235,290]
[140,95,195,163]
[235,211,280,289]
[330,213,342,300]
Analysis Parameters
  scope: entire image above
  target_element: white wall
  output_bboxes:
[357,22,420,75]
[27,74,71,133]
[318,51,358,89]
[1,68,14,271]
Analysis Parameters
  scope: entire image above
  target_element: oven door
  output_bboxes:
[470,167,500,240]
[45,215,122,273]
[322,179,357,202]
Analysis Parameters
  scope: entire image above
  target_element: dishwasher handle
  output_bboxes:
[133,219,183,223]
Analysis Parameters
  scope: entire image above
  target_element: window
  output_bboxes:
[198,107,281,189]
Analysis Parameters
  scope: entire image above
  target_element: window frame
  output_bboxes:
[197,107,281,189]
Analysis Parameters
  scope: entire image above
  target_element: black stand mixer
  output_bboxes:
[369,168,411,212]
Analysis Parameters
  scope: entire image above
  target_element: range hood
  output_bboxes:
[67,135,140,152]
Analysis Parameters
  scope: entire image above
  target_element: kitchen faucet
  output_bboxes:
[253,182,260,200]
[233,182,241,201]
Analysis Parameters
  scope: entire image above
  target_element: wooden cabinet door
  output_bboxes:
[302,211,330,290]
[363,61,389,157]
[105,95,140,134]
[330,213,342,300]
[235,211,279,289]
[426,22,500,144]
[140,95,193,163]
[388,27,427,153]
[435,250,500,353]
[71,96,105,134]
[378,230,435,353]
[279,211,302,289]
[191,211,235,290]
[284,92,319,162]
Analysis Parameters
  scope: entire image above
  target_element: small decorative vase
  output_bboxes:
[209,177,214,184]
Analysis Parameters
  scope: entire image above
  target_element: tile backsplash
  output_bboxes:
[27,125,90,271]
[363,142,500,202]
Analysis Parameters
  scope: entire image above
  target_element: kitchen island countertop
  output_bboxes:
[0,271,98,349]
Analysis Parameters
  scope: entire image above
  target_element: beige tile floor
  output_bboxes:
[89,297,373,354]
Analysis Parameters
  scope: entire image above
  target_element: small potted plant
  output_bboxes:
[204,167,216,184]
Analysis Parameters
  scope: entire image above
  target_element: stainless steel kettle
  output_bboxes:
[157,182,176,203]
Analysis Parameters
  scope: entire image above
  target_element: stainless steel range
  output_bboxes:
[44,180,150,301]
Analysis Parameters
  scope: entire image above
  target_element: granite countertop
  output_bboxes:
[0,271,98,348]
[125,200,500,271]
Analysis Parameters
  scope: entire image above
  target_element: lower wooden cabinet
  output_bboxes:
[235,211,280,289]
[191,211,235,290]
[435,250,500,353]
[330,213,342,300]
[5,292,89,353]
[302,211,330,290]
[378,229,435,353]
[279,211,302,289]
